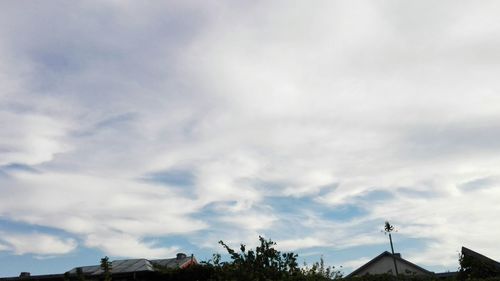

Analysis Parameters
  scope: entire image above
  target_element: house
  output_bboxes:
[435,246,500,279]
[346,251,433,277]
[66,253,197,276]
[459,246,500,278]
[0,253,197,281]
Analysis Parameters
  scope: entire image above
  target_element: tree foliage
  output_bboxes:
[197,236,342,281]
[76,267,85,281]
[213,236,300,281]
[100,256,112,281]
[302,256,343,280]
[150,236,342,280]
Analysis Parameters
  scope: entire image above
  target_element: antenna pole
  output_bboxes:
[389,233,399,276]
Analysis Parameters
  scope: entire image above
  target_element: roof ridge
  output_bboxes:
[346,251,433,277]
[462,246,500,268]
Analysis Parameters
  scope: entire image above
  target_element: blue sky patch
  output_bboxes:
[142,169,195,188]
[263,196,367,222]
[2,163,39,174]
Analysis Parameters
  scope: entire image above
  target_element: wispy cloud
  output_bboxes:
[0,232,77,256]
[0,0,499,275]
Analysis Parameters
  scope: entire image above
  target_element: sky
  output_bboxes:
[1,0,500,277]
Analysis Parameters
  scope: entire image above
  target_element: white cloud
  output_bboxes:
[278,237,328,252]
[0,0,499,271]
[219,211,277,231]
[341,257,372,271]
[0,171,206,257]
[0,232,76,256]
[368,186,500,268]
[85,232,179,258]
[0,111,71,166]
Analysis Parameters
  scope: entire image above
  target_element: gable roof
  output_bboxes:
[462,246,500,270]
[346,251,433,277]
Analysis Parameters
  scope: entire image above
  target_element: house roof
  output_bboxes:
[151,257,196,269]
[346,251,433,277]
[435,271,458,279]
[462,246,500,270]
[0,254,197,280]
[66,259,155,275]
[66,255,195,275]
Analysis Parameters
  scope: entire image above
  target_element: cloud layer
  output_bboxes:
[1,0,500,274]
[0,232,77,256]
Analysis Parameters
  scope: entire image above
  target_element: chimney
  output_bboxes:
[19,272,31,278]
[176,253,187,260]
[393,253,401,258]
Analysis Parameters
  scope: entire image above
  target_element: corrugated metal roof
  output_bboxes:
[66,256,194,275]
[150,256,191,268]
[66,265,101,275]
[112,259,154,273]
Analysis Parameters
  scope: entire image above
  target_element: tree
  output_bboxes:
[302,257,343,280]
[76,267,85,281]
[213,236,342,281]
[100,256,112,281]
[216,236,300,281]
[383,221,399,276]
[159,236,342,281]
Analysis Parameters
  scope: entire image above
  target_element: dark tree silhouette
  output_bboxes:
[100,256,112,281]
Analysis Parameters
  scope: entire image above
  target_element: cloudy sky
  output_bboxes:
[1,0,500,277]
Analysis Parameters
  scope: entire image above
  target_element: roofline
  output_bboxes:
[179,256,198,269]
[1,270,160,280]
[346,251,433,277]
[462,246,500,269]
[0,274,65,281]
